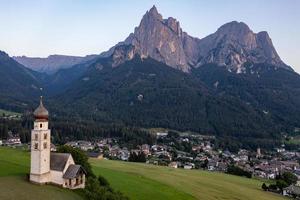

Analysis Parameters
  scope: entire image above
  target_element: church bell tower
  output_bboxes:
[30,96,51,184]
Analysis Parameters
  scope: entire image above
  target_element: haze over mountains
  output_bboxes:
[13,54,98,74]
[1,6,300,148]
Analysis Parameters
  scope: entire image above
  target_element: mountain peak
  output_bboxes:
[217,21,252,34]
[149,5,158,14]
[145,5,162,21]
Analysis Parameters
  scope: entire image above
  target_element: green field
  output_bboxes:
[0,147,287,200]
[0,108,22,118]
[91,159,286,200]
[0,147,82,200]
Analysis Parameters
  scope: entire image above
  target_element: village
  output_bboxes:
[2,129,300,198]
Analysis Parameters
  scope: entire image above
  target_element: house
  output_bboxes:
[119,148,130,161]
[156,132,168,138]
[140,144,150,156]
[65,141,94,151]
[5,131,21,146]
[29,97,86,189]
[87,152,103,160]
[183,163,194,169]
[169,162,178,168]
[50,153,86,189]
[283,185,300,197]
[50,143,57,152]
[208,160,217,171]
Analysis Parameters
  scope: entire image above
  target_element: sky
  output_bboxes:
[0,0,299,72]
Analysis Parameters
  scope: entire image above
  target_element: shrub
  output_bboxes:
[261,183,268,191]
[227,165,252,178]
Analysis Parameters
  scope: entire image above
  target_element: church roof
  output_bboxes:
[33,96,49,120]
[63,164,86,179]
[50,153,71,171]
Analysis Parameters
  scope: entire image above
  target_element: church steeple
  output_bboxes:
[33,96,49,120]
[30,96,51,184]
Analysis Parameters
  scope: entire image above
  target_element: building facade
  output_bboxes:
[30,97,86,189]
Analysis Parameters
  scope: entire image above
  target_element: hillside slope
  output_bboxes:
[0,147,285,200]
[0,51,41,111]
[91,159,285,200]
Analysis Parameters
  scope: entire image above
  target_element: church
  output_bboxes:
[29,97,86,189]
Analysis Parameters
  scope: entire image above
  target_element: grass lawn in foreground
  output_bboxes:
[91,159,287,200]
[0,147,83,200]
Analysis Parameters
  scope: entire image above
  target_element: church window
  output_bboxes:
[35,134,38,140]
[40,123,43,128]
[34,143,38,150]
[43,142,47,149]
[44,133,47,140]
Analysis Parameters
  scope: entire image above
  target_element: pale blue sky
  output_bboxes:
[0,0,299,72]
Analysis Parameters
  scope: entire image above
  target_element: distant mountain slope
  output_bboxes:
[52,56,289,148]
[42,58,99,95]
[13,54,98,74]
[193,63,300,130]
[0,51,41,111]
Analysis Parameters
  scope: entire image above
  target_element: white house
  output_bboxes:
[29,97,86,189]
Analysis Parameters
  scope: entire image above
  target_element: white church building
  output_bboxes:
[30,97,86,189]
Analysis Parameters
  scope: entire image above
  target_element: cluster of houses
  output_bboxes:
[62,135,300,181]
[0,131,22,146]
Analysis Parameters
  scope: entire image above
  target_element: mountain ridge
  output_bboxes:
[102,6,291,73]
[13,54,99,74]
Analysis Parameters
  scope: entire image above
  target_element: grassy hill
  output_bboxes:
[0,147,82,200]
[0,147,286,200]
[91,159,286,200]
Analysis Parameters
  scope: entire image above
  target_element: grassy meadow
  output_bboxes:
[0,109,21,117]
[0,146,287,200]
[91,159,287,200]
[0,147,82,200]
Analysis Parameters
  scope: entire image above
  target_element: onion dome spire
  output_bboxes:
[33,96,49,120]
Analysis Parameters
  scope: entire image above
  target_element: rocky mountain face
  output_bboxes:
[103,6,291,73]
[13,54,98,74]
[196,21,291,73]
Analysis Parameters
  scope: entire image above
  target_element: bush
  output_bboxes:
[227,165,252,178]
[261,183,268,191]
[268,184,278,191]
[84,176,129,200]
[276,180,288,191]
[98,175,110,187]
[128,152,146,163]
[281,172,298,185]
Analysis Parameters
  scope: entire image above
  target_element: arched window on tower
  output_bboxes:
[43,142,47,149]
[34,143,38,150]
[40,123,43,128]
